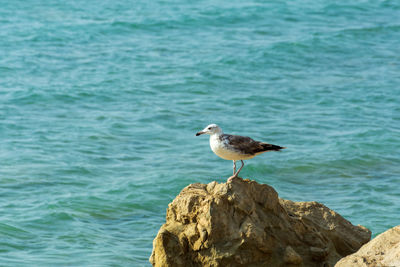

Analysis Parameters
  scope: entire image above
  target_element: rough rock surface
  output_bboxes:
[150,177,371,267]
[335,225,400,267]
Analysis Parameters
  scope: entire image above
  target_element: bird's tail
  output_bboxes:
[261,143,286,152]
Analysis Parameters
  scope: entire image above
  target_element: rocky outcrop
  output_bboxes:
[150,177,371,267]
[335,225,400,267]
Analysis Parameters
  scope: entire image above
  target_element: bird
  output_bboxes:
[196,124,285,179]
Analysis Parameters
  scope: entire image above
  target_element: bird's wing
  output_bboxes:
[222,134,263,155]
[222,134,284,154]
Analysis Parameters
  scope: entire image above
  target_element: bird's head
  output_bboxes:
[196,124,222,136]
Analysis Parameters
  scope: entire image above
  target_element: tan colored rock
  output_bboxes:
[335,225,400,267]
[150,177,371,267]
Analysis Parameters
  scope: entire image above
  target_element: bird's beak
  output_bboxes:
[196,131,205,136]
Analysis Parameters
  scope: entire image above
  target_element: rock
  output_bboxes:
[150,177,371,267]
[335,225,400,267]
[284,246,303,265]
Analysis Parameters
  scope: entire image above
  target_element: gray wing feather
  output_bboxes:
[221,134,284,155]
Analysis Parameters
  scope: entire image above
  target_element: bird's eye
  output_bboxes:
[208,127,212,130]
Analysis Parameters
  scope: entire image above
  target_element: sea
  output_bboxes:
[1,0,399,266]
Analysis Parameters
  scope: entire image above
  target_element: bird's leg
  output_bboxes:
[228,160,239,182]
[233,160,244,177]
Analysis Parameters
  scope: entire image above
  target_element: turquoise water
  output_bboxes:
[1,0,400,265]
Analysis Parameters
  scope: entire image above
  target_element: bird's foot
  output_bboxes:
[227,174,241,183]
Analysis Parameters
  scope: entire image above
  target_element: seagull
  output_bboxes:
[196,124,285,178]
